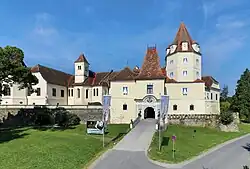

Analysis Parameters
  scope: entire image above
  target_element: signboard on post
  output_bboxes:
[86,121,104,134]
[102,95,111,147]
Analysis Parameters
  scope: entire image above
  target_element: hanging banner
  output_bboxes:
[160,95,170,119]
[102,95,111,122]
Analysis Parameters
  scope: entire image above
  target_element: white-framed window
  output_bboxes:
[196,71,199,78]
[170,72,174,78]
[183,71,188,76]
[196,58,199,65]
[182,42,188,51]
[78,65,81,70]
[147,85,153,94]
[182,88,188,95]
[123,87,128,95]
[183,57,188,63]
[170,60,174,64]
[206,93,209,99]
[123,104,127,110]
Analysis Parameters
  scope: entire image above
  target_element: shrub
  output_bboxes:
[34,107,55,126]
[220,111,234,125]
[54,107,80,127]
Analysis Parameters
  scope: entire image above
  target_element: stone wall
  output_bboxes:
[167,114,220,127]
[0,105,103,123]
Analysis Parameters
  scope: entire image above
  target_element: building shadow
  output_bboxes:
[242,143,250,152]
[0,127,29,144]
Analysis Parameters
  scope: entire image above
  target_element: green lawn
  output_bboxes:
[148,123,250,163]
[0,124,129,169]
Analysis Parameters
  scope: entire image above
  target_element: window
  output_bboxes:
[183,71,187,76]
[93,88,95,96]
[61,90,64,97]
[52,88,56,97]
[123,87,128,95]
[71,89,73,97]
[170,72,174,78]
[68,89,70,97]
[78,65,81,70]
[170,60,174,64]
[123,104,127,110]
[173,104,177,110]
[36,88,41,96]
[147,85,153,94]
[77,88,80,98]
[96,88,98,96]
[196,71,199,77]
[4,87,11,96]
[182,42,188,51]
[183,57,188,63]
[182,88,188,95]
[190,104,194,111]
[216,94,218,100]
[27,88,32,96]
[196,59,199,65]
[86,89,89,98]
[206,93,209,99]
[211,93,213,100]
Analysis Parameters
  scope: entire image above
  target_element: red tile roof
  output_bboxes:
[74,53,89,64]
[135,47,165,80]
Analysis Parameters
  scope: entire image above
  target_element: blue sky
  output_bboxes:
[0,0,249,95]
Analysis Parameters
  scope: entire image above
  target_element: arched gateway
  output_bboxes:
[135,95,160,119]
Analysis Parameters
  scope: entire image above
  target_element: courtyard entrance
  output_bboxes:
[144,107,155,119]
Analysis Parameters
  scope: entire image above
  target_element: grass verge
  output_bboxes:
[148,123,250,163]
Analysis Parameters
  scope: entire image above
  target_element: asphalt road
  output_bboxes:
[89,119,250,169]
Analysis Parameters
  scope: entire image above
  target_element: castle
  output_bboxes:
[1,23,220,123]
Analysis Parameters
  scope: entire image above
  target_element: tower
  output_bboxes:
[74,53,89,83]
[165,22,202,82]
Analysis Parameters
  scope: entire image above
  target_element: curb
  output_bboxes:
[146,133,250,168]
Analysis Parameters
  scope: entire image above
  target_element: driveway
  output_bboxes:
[89,119,250,169]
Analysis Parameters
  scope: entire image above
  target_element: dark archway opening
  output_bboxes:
[144,107,155,119]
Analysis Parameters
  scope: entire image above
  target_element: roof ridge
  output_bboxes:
[36,64,73,76]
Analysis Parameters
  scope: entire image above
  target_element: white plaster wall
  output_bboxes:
[47,83,68,105]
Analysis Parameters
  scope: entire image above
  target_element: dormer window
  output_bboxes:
[170,45,177,54]
[170,60,174,64]
[182,42,188,51]
[170,72,174,78]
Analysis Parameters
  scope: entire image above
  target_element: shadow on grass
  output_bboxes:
[242,143,250,152]
[161,136,170,146]
[32,125,76,131]
[0,128,29,144]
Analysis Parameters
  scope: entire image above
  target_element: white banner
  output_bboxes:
[160,95,169,119]
[102,95,111,122]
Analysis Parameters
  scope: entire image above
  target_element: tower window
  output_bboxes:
[196,59,199,65]
[183,71,187,76]
[68,89,70,97]
[170,72,174,78]
[123,87,128,95]
[190,105,194,111]
[173,104,177,110]
[86,89,89,98]
[216,94,218,100]
[36,88,41,96]
[211,93,213,100]
[182,88,188,95]
[96,88,98,96]
[170,60,174,64]
[93,88,95,96]
[71,89,73,97]
[78,66,81,70]
[183,57,188,63]
[196,71,199,78]
[61,90,64,97]
[182,42,188,51]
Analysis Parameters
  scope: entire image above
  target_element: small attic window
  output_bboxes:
[78,66,81,70]
[182,42,188,51]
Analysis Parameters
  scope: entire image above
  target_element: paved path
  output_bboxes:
[89,119,250,169]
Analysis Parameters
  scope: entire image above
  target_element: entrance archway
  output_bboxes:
[144,107,155,119]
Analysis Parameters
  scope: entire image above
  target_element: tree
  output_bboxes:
[220,85,229,102]
[231,68,250,121]
[0,46,38,96]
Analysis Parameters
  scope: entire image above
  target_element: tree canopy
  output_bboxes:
[220,85,229,102]
[0,46,38,96]
[231,68,250,121]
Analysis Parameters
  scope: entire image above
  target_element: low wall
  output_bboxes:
[0,105,103,123]
[167,114,220,127]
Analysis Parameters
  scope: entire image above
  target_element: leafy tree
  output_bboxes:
[0,46,38,96]
[231,68,250,121]
[220,85,229,102]
[220,101,231,113]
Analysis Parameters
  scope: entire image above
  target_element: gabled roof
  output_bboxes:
[202,76,219,88]
[135,47,165,80]
[110,67,137,81]
[74,53,89,64]
[31,64,73,86]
